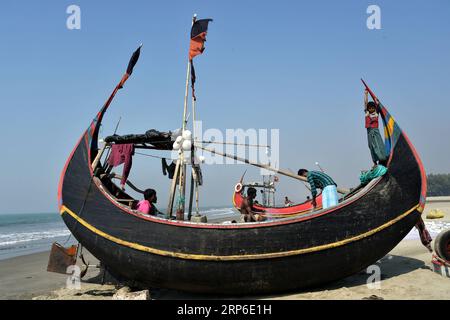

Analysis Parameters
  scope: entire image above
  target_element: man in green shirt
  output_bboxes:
[298,169,338,209]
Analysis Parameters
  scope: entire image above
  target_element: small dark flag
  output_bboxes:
[126,44,142,76]
[189,19,213,61]
[190,60,197,100]
[119,44,142,88]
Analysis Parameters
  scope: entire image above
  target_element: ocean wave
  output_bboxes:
[200,207,238,216]
[0,229,71,247]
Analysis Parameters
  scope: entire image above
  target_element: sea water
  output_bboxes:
[0,213,73,261]
[0,207,239,261]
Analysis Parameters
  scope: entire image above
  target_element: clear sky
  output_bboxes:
[0,0,449,214]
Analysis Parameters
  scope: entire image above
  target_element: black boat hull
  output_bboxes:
[59,125,426,293]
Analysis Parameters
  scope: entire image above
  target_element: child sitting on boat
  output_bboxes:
[136,189,160,216]
[364,89,387,168]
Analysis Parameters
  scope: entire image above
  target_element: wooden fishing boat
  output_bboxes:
[57,44,427,294]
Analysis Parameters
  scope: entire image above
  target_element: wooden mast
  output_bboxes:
[167,14,197,218]
[188,92,200,220]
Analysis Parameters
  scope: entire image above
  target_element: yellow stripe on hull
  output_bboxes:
[60,204,419,261]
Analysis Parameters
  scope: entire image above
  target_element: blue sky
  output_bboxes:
[0,0,449,214]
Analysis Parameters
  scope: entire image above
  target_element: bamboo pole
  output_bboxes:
[91,143,109,171]
[195,180,200,216]
[188,173,195,220]
[181,60,191,133]
[166,158,181,218]
[196,145,350,195]
[177,153,186,219]
[168,15,197,218]
[177,59,190,213]
[188,88,198,219]
[102,117,122,163]
[176,15,197,216]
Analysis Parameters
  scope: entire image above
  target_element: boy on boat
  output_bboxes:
[298,169,338,209]
[364,89,387,167]
[136,189,161,216]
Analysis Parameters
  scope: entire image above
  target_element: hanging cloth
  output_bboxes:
[162,158,176,179]
[360,165,388,185]
[107,144,135,186]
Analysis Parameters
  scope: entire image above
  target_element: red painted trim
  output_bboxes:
[400,130,427,208]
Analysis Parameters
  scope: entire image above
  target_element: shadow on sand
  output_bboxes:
[81,253,429,300]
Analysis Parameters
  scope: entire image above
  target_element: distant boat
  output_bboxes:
[57,46,427,293]
[232,180,323,218]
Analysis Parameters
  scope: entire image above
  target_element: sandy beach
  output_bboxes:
[1,205,449,300]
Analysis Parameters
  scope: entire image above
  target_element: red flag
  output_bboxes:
[189,19,213,61]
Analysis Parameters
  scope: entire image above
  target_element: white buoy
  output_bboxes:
[175,136,183,144]
[173,141,181,150]
[182,130,192,140]
[182,139,192,151]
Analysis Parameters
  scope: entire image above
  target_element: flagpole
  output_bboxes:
[188,95,197,220]
[169,14,197,219]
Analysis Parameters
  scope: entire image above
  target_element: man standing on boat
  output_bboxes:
[298,169,338,209]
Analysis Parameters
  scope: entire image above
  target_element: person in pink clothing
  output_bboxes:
[136,189,159,216]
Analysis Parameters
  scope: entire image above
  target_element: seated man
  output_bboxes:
[298,169,338,209]
[284,196,293,207]
[239,188,265,222]
[136,189,161,216]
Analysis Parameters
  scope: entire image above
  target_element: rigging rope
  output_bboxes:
[195,140,270,148]
[134,152,176,161]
